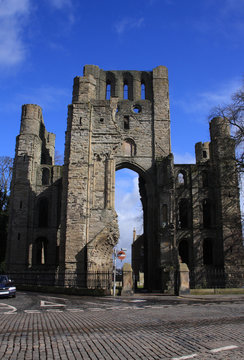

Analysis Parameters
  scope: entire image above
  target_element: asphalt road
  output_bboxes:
[0,292,244,359]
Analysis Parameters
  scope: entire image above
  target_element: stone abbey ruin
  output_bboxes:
[6,65,244,293]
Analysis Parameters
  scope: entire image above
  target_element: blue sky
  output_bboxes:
[0,0,243,263]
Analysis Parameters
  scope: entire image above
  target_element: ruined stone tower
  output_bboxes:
[6,65,244,292]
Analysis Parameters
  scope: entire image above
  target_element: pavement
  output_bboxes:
[0,291,244,359]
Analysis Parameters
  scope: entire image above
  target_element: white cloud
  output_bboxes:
[48,0,72,9]
[220,0,244,16]
[174,152,195,164]
[175,78,242,118]
[114,17,144,35]
[16,85,70,110]
[47,0,75,26]
[193,0,244,40]
[0,0,30,67]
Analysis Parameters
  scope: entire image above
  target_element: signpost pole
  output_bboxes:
[113,248,117,297]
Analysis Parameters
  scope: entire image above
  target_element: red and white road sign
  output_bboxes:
[117,250,126,260]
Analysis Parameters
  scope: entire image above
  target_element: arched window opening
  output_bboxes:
[123,83,128,99]
[202,171,209,187]
[141,82,145,99]
[122,139,136,157]
[36,237,48,265]
[115,168,144,288]
[38,198,49,227]
[177,171,186,186]
[203,199,212,228]
[106,82,111,100]
[203,238,213,265]
[42,168,50,185]
[106,72,115,99]
[179,239,189,265]
[179,199,189,228]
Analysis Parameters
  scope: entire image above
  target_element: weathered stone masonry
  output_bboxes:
[6,65,244,292]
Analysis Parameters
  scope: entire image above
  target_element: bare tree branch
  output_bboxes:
[0,156,13,193]
[209,82,244,173]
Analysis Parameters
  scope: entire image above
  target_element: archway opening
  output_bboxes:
[115,167,146,290]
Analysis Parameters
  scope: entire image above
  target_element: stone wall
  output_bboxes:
[6,66,244,292]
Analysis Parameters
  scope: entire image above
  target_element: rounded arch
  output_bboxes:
[141,72,152,100]
[176,170,187,187]
[116,161,152,188]
[106,71,116,99]
[123,71,133,100]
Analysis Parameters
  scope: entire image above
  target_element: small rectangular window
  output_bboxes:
[124,116,129,130]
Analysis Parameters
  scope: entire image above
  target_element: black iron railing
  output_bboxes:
[190,267,243,289]
[8,271,113,290]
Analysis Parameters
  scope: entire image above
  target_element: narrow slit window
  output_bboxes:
[141,83,145,99]
[106,83,111,100]
[123,84,128,100]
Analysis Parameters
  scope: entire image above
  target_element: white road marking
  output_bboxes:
[128,300,146,303]
[24,310,41,314]
[46,309,63,312]
[40,300,66,307]
[41,296,67,301]
[83,301,109,307]
[210,345,238,353]
[118,307,130,310]
[67,308,84,312]
[90,308,105,312]
[172,354,197,360]
[131,306,144,310]
[152,306,164,309]
[105,306,122,310]
[0,303,17,314]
